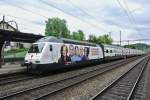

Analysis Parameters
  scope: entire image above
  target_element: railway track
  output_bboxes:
[0,73,39,86]
[90,56,149,100]
[0,58,134,87]
[0,56,144,100]
[130,64,147,100]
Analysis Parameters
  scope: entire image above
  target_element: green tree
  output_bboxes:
[88,35,98,43]
[88,34,113,44]
[72,30,85,41]
[97,35,113,44]
[45,17,70,38]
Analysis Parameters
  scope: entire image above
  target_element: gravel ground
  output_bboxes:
[143,59,150,100]
[40,57,145,100]
[0,59,129,96]
[131,60,150,100]
[132,74,146,100]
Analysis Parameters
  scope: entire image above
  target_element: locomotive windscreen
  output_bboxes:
[28,43,45,53]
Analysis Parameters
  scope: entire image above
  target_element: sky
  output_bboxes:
[0,0,150,45]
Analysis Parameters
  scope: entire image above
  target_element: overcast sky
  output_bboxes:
[0,0,149,45]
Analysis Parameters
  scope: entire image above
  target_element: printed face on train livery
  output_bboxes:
[61,45,68,57]
[58,45,71,64]
[80,46,84,56]
[75,46,80,56]
[84,47,89,57]
[69,45,74,56]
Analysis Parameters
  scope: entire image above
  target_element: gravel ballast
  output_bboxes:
[0,57,144,99]
[0,59,132,96]
[40,57,145,100]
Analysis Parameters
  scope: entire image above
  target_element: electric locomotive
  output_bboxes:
[24,36,145,74]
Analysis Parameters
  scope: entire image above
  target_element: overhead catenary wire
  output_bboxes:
[2,0,142,36]
[67,0,142,36]
[1,0,109,33]
[0,13,44,27]
[120,0,143,39]
[116,0,134,26]
[116,0,141,37]
[17,22,44,34]
[38,0,108,32]
[19,27,41,34]
[122,0,137,25]
[66,0,112,33]
[0,14,44,34]
[113,0,133,31]
[122,0,139,32]
[117,0,139,31]
[66,0,92,17]
[0,1,48,19]
[0,1,47,34]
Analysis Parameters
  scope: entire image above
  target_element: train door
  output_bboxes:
[52,44,60,63]
[49,44,60,63]
[49,44,54,63]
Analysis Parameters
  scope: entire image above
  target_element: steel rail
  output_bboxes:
[33,57,147,100]
[89,56,149,100]
[0,56,139,99]
[127,57,149,100]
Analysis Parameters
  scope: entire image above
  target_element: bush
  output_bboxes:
[6,48,28,54]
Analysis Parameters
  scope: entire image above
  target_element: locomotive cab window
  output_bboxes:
[49,45,53,51]
[28,43,45,53]
[110,50,112,53]
[106,49,109,53]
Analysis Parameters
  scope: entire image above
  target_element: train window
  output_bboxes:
[110,50,112,53]
[49,45,53,51]
[28,43,45,53]
[106,49,109,53]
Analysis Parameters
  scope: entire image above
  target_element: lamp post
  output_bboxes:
[120,30,122,46]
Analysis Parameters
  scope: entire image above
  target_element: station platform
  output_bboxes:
[0,63,26,75]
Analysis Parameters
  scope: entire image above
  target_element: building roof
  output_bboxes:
[0,21,18,31]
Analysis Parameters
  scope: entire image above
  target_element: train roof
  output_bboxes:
[37,36,100,47]
[103,44,124,48]
[104,44,144,52]
[37,36,62,43]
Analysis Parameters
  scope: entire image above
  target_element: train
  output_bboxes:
[23,36,145,74]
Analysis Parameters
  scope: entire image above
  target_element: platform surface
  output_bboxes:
[0,63,26,75]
